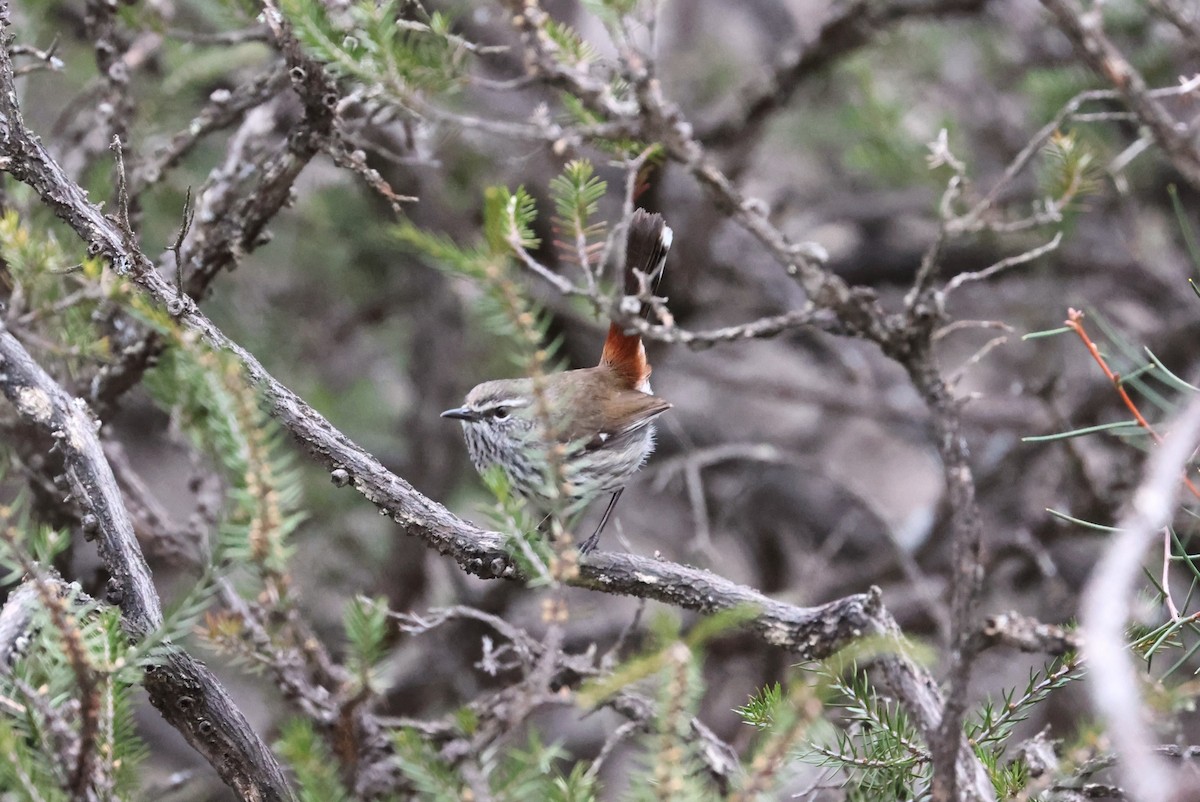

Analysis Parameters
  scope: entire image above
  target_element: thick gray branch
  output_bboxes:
[0,328,161,634]
[0,582,40,670]
[0,22,907,697]
[0,325,296,802]
[0,8,991,798]
[0,39,893,662]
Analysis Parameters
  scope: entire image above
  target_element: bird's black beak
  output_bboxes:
[441,407,480,422]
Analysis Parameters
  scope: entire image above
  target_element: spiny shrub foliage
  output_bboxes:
[0,0,1179,798]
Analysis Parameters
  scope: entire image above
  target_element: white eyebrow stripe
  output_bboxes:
[485,398,531,409]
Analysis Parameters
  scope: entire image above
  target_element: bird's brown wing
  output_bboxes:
[587,388,672,449]
[550,369,671,448]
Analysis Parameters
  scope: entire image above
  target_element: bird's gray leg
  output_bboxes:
[581,488,624,553]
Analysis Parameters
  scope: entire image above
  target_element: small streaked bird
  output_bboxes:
[442,209,673,552]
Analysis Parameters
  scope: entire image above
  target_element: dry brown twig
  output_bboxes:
[390,603,742,785]
[10,38,62,75]
[977,611,1082,656]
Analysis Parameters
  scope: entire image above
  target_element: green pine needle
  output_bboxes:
[549,160,608,273]
[736,682,783,730]
[344,595,390,683]
[1021,419,1143,442]
[277,719,352,802]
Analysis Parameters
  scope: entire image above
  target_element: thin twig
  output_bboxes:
[945,232,1063,294]
[1065,310,1159,438]
[11,38,63,75]
[172,187,194,302]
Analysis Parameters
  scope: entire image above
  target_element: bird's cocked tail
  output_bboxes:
[601,209,673,392]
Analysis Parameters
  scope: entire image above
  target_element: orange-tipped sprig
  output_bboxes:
[1065,308,1200,501]
[1066,308,1200,624]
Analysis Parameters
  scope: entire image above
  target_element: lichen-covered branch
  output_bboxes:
[0,323,296,802]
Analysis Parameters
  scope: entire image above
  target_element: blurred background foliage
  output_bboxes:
[3,0,1200,798]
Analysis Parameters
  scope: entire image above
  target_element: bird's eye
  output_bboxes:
[493,406,510,419]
